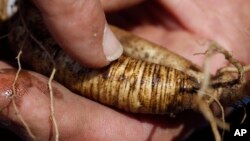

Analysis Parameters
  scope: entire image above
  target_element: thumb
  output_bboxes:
[32,0,123,68]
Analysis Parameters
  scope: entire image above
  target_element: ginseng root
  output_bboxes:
[5,0,250,141]
[9,1,249,114]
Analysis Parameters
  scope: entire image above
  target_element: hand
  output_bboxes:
[108,0,250,73]
[1,0,250,141]
[32,0,125,68]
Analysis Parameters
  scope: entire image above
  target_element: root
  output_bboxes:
[196,41,244,141]
[195,96,222,141]
[8,1,248,141]
[26,19,59,141]
[12,50,36,140]
[197,41,248,141]
[219,65,250,74]
[196,43,222,141]
[237,100,248,125]
[204,93,229,141]
[204,93,229,130]
[240,106,247,124]
[12,2,60,140]
[210,42,244,82]
[48,68,59,141]
[24,29,59,141]
[197,42,216,97]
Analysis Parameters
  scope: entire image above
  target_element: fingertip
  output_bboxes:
[103,24,123,62]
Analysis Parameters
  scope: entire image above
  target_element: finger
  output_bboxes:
[106,1,227,73]
[108,1,248,74]
[32,0,123,68]
[100,0,144,12]
[131,27,224,74]
[159,0,250,68]
[0,62,202,141]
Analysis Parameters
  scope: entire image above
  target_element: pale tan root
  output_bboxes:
[196,43,223,141]
[204,93,229,130]
[240,106,247,124]
[219,65,250,74]
[210,42,250,126]
[48,68,59,141]
[26,22,60,141]
[210,42,249,129]
[210,42,244,81]
[110,25,203,80]
[29,29,60,141]
[13,3,60,140]
[196,41,247,141]
[198,41,246,141]
[195,96,221,141]
[25,31,60,141]
[12,50,36,140]
[205,92,229,141]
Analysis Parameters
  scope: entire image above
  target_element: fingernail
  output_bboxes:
[103,24,123,61]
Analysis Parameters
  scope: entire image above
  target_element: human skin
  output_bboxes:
[0,0,250,141]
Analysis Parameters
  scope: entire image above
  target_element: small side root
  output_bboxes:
[240,104,247,124]
[219,65,250,74]
[240,105,247,125]
[18,2,59,140]
[48,68,59,141]
[12,50,36,140]
[196,41,241,141]
[195,96,222,141]
[204,93,229,130]
[210,42,244,81]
